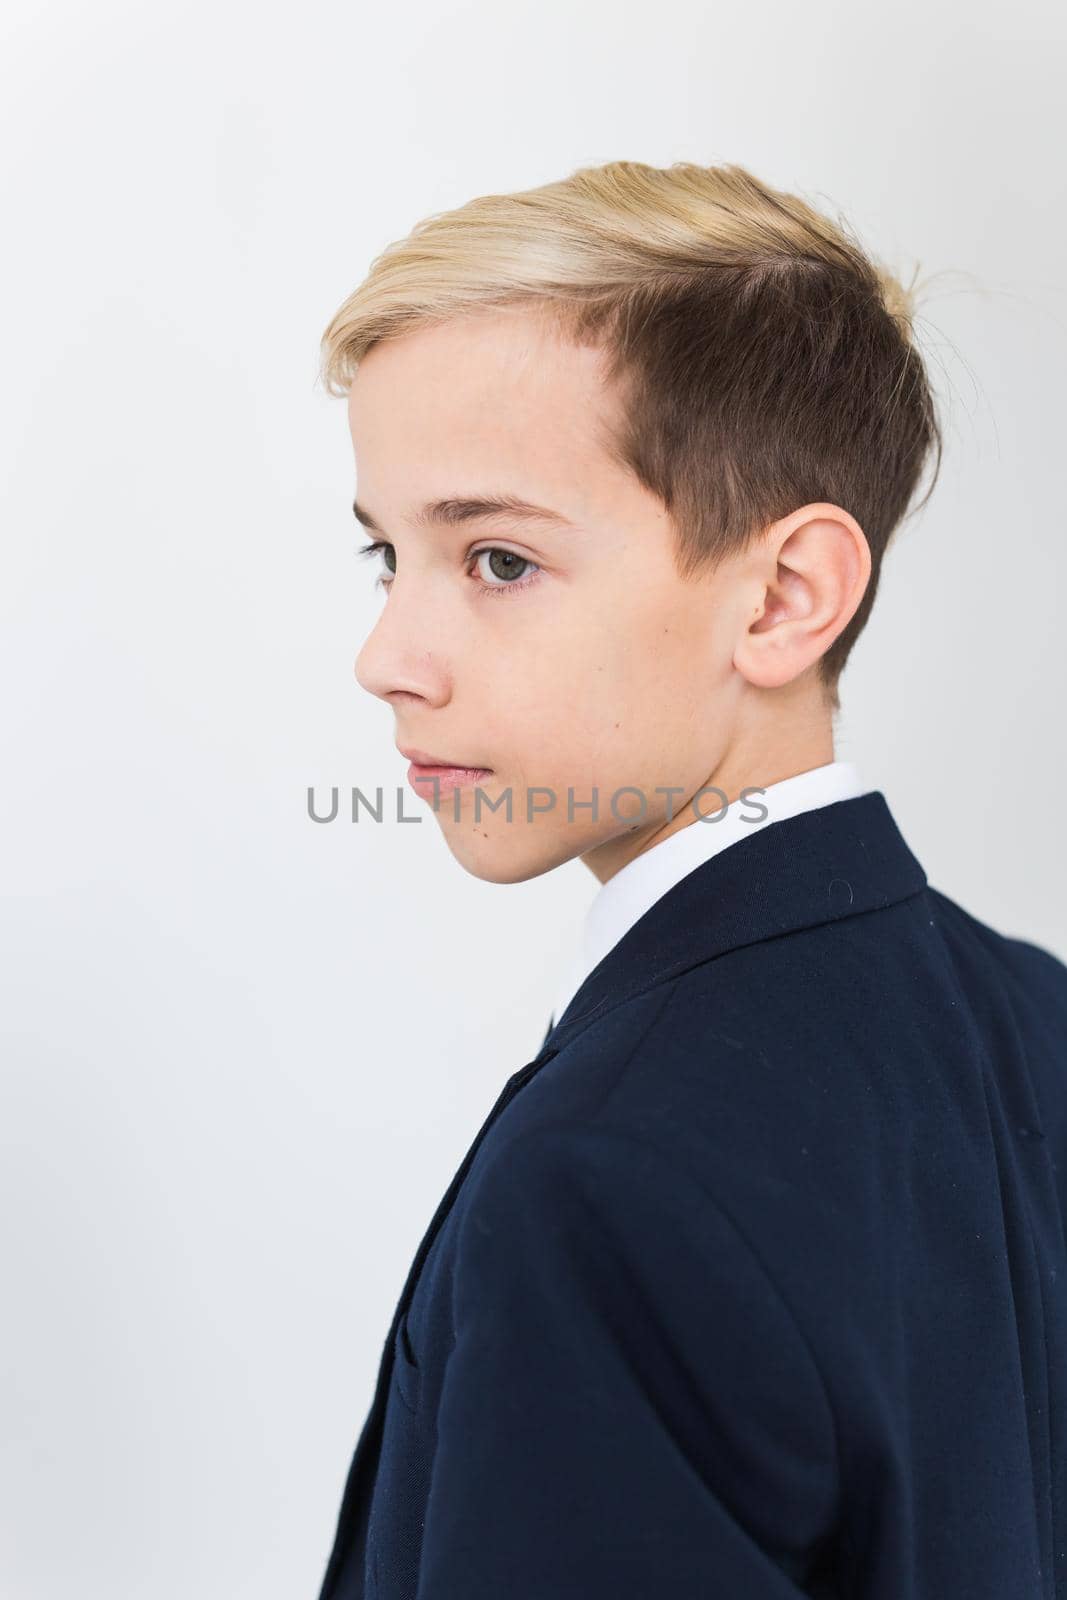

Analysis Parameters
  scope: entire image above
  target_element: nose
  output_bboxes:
[353,583,452,707]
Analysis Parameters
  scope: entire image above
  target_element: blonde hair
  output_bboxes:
[320,160,942,709]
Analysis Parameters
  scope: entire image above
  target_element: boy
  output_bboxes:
[315,160,1067,1598]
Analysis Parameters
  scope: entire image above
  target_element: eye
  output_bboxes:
[355,539,541,598]
[356,540,395,589]
[472,547,540,595]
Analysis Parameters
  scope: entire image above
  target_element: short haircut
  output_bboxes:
[320,160,942,709]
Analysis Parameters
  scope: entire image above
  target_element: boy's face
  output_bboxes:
[347,305,760,885]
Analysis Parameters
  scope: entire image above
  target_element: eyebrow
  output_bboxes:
[351,493,576,535]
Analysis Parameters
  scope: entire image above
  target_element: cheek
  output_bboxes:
[477,585,722,772]
[592,597,716,707]
[587,603,726,777]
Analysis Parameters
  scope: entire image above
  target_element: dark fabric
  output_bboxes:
[316,790,1067,1599]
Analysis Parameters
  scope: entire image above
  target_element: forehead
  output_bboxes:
[346,307,625,509]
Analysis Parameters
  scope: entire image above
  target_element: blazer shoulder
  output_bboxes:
[926,884,1067,1006]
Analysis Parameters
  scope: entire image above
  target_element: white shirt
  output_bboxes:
[549,759,870,1028]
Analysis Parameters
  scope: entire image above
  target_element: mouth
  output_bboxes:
[398,744,491,770]
[398,745,494,794]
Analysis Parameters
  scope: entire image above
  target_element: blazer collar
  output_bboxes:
[541,789,927,1057]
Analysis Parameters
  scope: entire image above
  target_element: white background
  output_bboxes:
[2,1,1065,1594]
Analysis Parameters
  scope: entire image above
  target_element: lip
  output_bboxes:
[398,744,494,798]
[404,761,494,798]
[398,744,486,768]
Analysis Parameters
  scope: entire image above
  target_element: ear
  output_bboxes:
[732,503,872,691]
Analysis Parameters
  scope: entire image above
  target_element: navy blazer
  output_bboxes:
[316,790,1067,1598]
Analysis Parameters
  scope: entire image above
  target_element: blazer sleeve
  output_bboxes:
[415,1120,841,1598]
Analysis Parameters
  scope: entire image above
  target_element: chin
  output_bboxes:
[438,827,581,886]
